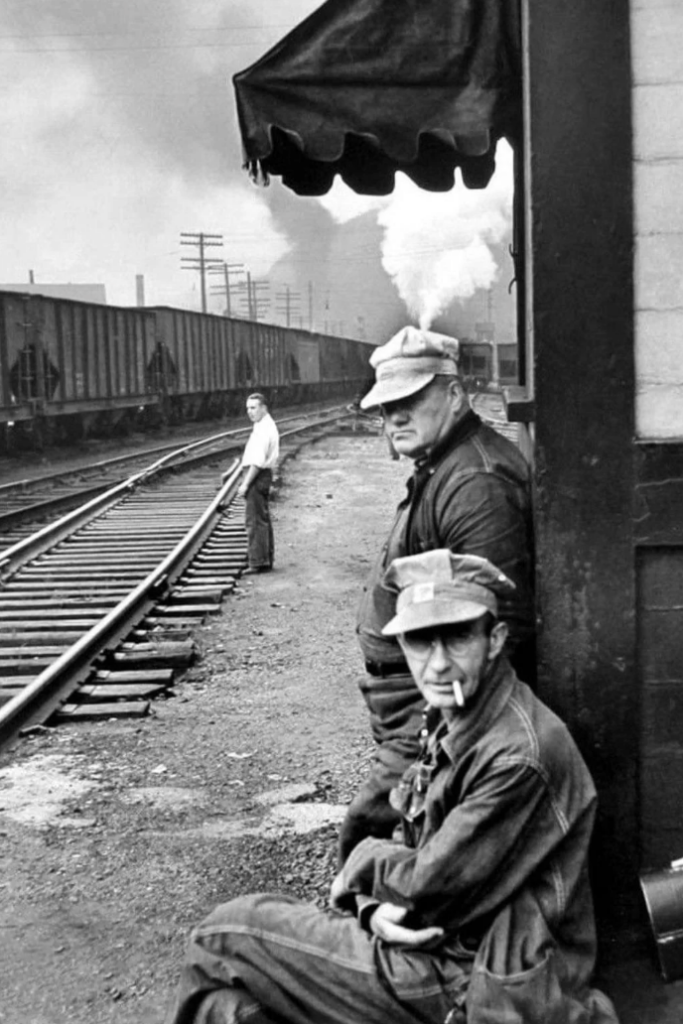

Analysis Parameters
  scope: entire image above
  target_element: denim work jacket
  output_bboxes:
[342,658,619,1023]
[356,411,534,667]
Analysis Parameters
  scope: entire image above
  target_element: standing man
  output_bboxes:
[339,325,535,861]
[167,551,618,1024]
[237,392,279,575]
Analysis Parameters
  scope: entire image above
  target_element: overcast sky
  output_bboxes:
[0,0,514,340]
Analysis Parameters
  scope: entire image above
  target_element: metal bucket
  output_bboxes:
[640,857,683,981]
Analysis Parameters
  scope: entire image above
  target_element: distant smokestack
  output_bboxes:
[29,269,35,284]
[136,274,145,307]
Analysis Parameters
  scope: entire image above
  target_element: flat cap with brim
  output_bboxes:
[360,325,459,409]
[382,550,515,636]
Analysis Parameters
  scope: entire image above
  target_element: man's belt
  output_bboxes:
[365,660,410,678]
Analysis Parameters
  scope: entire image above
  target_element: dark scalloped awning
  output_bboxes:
[233,0,521,196]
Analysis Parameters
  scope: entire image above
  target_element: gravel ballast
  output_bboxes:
[0,433,407,1024]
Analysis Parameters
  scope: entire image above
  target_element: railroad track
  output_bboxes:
[0,401,348,544]
[0,405,362,752]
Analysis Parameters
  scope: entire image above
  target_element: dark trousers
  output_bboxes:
[338,671,423,865]
[166,893,469,1024]
[245,469,274,569]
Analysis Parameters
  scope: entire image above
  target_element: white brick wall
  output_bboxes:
[632,0,683,438]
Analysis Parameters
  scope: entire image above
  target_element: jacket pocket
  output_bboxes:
[467,949,566,1024]
[464,889,591,1024]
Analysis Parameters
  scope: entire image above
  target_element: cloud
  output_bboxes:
[0,0,515,340]
[317,179,388,225]
[0,0,305,307]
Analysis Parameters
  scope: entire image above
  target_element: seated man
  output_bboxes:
[167,551,618,1024]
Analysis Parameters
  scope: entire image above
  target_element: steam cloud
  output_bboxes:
[378,144,514,330]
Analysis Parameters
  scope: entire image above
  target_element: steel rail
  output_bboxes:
[0,460,242,749]
[0,482,119,531]
[0,474,145,582]
[0,407,354,749]
[0,405,350,579]
[0,402,346,497]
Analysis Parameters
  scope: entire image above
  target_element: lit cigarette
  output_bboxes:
[453,681,465,707]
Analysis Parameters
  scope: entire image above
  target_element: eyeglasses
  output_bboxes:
[399,623,480,660]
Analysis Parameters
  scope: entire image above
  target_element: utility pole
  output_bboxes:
[235,273,270,321]
[250,276,270,321]
[230,279,248,318]
[487,288,498,383]
[208,261,244,316]
[275,285,301,327]
[180,232,223,313]
[246,271,254,319]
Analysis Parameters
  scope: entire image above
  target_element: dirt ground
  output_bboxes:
[0,433,407,1024]
[3,429,683,1024]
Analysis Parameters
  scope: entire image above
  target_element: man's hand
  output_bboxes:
[236,484,248,498]
[369,903,444,947]
[328,870,354,910]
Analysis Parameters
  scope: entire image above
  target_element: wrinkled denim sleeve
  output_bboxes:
[341,760,557,931]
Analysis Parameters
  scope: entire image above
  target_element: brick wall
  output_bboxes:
[632,1,683,438]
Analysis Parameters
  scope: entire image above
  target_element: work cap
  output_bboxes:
[360,326,459,409]
[382,550,515,636]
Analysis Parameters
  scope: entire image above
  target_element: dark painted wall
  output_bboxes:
[635,446,683,870]
[523,0,636,932]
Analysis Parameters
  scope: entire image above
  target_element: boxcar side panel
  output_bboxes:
[287,336,319,383]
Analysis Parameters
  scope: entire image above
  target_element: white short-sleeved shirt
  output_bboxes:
[242,412,279,470]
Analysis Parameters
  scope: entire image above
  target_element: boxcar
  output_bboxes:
[0,289,375,449]
[0,290,157,443]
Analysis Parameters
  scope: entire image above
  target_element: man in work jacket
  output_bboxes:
[339,325,535,862]
[166,551,618,1024]
[237,392,279,575]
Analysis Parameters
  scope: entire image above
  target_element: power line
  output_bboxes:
[0,40,290,54]
[232,273,270,321]
[208,261,244,317]
[180,232,223,313]
[0,25,300,40]
[274,285,301,328]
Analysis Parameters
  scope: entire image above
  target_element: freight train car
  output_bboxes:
[0,290,158,445]
[0,290,374,451]
[147,306,372,422]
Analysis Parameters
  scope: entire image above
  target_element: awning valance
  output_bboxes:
[233,0,521,196]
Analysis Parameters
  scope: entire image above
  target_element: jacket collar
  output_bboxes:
[415,408,481,472]
[437,655,517,765]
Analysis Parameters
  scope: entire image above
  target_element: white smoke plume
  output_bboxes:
[377,142,514,330]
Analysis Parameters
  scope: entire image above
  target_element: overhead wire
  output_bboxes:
[0,21,303,53]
